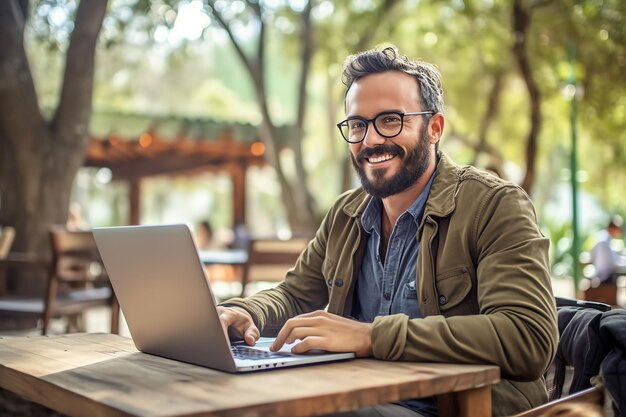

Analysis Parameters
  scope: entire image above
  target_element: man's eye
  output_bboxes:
[349,120,366,130]
[381,115,401,124]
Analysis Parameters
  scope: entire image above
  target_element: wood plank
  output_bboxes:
[0,334,500,417]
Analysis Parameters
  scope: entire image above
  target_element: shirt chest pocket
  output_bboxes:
[434,266,473,316]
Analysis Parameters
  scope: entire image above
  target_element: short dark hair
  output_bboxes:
[341,46,445,115]
[608,215,623,230]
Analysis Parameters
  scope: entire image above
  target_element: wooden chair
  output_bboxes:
[239,236,311,297]
[0,226,16,296]
[0,227,51,326]
[0,226,15,259]
[42,226,119,335]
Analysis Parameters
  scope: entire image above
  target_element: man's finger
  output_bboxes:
[290,336,324,354]
[270,317,314,351]
[244,325,259,346]
[284,327,323,345]
[271,317,322,351]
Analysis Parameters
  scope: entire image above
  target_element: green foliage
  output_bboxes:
[23,0,626,230]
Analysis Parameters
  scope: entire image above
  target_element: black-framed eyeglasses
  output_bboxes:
[336,111,435,144]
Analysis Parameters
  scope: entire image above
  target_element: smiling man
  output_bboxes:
[218,46,558,417]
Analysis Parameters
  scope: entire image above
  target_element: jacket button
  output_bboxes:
[335,278,344,287]
[327,278,333,287]
[439,295,447,305]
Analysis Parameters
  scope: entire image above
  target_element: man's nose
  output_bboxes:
[362,124,386,147]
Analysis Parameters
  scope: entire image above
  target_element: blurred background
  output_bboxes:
[1,0,625,309]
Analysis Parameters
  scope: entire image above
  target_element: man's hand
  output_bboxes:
[216,306,259,346]
[270,310,373,357]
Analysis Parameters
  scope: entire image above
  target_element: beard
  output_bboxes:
[350,124,431,199]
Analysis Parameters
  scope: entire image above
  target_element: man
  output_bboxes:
[218,46,558,417]
[591,215,626,283]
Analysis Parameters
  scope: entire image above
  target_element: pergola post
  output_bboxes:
[129,179,141,225]
[230,164,246,228]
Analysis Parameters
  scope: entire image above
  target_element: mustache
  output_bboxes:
[356,144,405,163]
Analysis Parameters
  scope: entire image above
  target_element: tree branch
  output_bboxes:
[471,71,504,165]
[206,0,259,82]
[354,0,401,51]
[293,0,318,217]
[512,0,542,194]
[52,0,108,143]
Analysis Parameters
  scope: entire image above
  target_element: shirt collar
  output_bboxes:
[360,170,437,233]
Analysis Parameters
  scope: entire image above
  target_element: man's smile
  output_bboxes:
[367,153,396,164]
[357,144,405,166]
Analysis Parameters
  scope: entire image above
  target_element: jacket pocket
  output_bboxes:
[435,266,472,313]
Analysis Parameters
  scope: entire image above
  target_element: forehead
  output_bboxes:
[345,71,420,117]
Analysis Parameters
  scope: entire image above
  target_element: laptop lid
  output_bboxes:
[93,224,354,373]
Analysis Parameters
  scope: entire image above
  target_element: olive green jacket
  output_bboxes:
[226,152,558,416]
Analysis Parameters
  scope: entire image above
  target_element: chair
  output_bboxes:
[0,226,16,296]
[513,299,611,417]
[0,227,118,334]
[0,226,15,259]
[42,226,119,335]
[239,236,311,297]
[512,387,604,417]
[0,226,51,326]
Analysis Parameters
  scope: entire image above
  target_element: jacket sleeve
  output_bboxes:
[219,204,334,335]
[371,185,558,381]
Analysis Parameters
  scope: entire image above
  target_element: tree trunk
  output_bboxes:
[0,0,108,293]
[512,0,542,194]
[471,71,504,168]
[208,0,319,233]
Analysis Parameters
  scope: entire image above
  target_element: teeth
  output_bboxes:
[368,154,394,163]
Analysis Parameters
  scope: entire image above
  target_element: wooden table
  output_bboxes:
[0,333,500,417]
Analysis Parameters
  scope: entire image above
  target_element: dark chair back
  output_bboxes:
[239,237,310,297]
[513,300,611,417]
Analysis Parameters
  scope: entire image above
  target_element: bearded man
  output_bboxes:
[218,46,558,417]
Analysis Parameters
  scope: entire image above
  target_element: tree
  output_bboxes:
[512,0,544,194]
[206,0,319,232]
[0,0,108,292]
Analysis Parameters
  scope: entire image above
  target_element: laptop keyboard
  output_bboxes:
[231,345,289,360]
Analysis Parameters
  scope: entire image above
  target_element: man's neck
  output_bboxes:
[380,160,436,230]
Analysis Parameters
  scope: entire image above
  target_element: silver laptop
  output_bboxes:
[93,224,355,373]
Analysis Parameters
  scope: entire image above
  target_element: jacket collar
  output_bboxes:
[423,151,462,218]
[343,151,462,219]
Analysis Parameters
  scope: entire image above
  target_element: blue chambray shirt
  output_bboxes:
[352,171,437,417]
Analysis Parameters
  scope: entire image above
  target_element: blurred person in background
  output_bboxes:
[591,215,626,284]
[195,220,218,250]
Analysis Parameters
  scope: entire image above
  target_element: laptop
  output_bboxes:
[92,224,355,373]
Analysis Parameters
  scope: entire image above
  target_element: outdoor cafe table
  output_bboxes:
[0,333,500,417]
[198,249,248,266]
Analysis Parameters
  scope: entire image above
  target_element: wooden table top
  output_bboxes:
[0,333,500,417]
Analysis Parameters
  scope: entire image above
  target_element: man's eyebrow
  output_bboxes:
[346,109,406,118]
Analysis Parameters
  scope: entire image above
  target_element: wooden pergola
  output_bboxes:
[82,112,282,227]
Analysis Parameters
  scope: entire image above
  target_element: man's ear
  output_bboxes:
[428,113,445,145]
